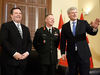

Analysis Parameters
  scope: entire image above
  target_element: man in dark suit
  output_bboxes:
[61,7,100,75]
[0,7,32,75]
[33,14,59,75]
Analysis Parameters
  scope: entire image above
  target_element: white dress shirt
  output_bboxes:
[13,21,29,56]
[46,26,52,34]
[13,21,23,34]
[70,20,77,32]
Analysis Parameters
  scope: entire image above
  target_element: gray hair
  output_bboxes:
[67,7,77,14]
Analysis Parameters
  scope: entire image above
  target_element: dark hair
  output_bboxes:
[10,7,22,15]
[45,14,53,19]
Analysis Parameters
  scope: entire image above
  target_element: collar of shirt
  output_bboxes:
[13,21,22,32]
[70,20,77,32]
[46,26,52,33]
[13,21,21,27]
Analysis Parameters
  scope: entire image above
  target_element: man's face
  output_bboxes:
[68,9,78,21]
[11,9,22,23]
[45,15,54,27]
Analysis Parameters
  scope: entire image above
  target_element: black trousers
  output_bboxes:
[39,64,56,75]
[1,64,26,75]
[68,51,90,75]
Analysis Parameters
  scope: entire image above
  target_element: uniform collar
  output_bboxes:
[46,26,52,31]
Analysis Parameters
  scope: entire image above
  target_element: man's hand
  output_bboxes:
[91,18,100,29]
[19,52,29,60]
[13,52,22,60]
[61,54,66,61]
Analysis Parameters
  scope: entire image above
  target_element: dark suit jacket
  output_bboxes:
[1,21,32,66]
[33,26,59,65]
[61,19,98,61]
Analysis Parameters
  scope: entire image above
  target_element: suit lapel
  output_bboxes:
[75,19,80,35]
[67,21,74,36]
[11,21,22,38]
[11,21,23,39]
[68,19,81,36]
[21,24,24,39]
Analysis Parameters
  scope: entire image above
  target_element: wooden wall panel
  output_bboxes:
[38,7,45,28]
[1,0,51,39]
[28,6,36,38]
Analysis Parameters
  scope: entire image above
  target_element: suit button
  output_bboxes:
[51,38,52,39]
[51,50,52,52]
[51,46,52,48]
[51,42,52,43]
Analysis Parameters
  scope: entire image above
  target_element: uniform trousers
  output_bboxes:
[39,64,56,75]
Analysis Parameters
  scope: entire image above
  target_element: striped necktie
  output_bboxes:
[17,24,23,39]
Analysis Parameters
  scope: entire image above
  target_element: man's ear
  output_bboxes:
[11,15,13,19]
[45,19,47,22]
[68,13,70,17]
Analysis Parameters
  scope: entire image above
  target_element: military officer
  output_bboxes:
[33,14,59,75]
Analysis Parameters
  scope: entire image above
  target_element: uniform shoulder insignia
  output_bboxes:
[53,27,59,30]
[53,27,55,30]
[43,27,46,30]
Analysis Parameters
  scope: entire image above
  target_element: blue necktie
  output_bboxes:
[72,22,76,36]
[73,22,77,49]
